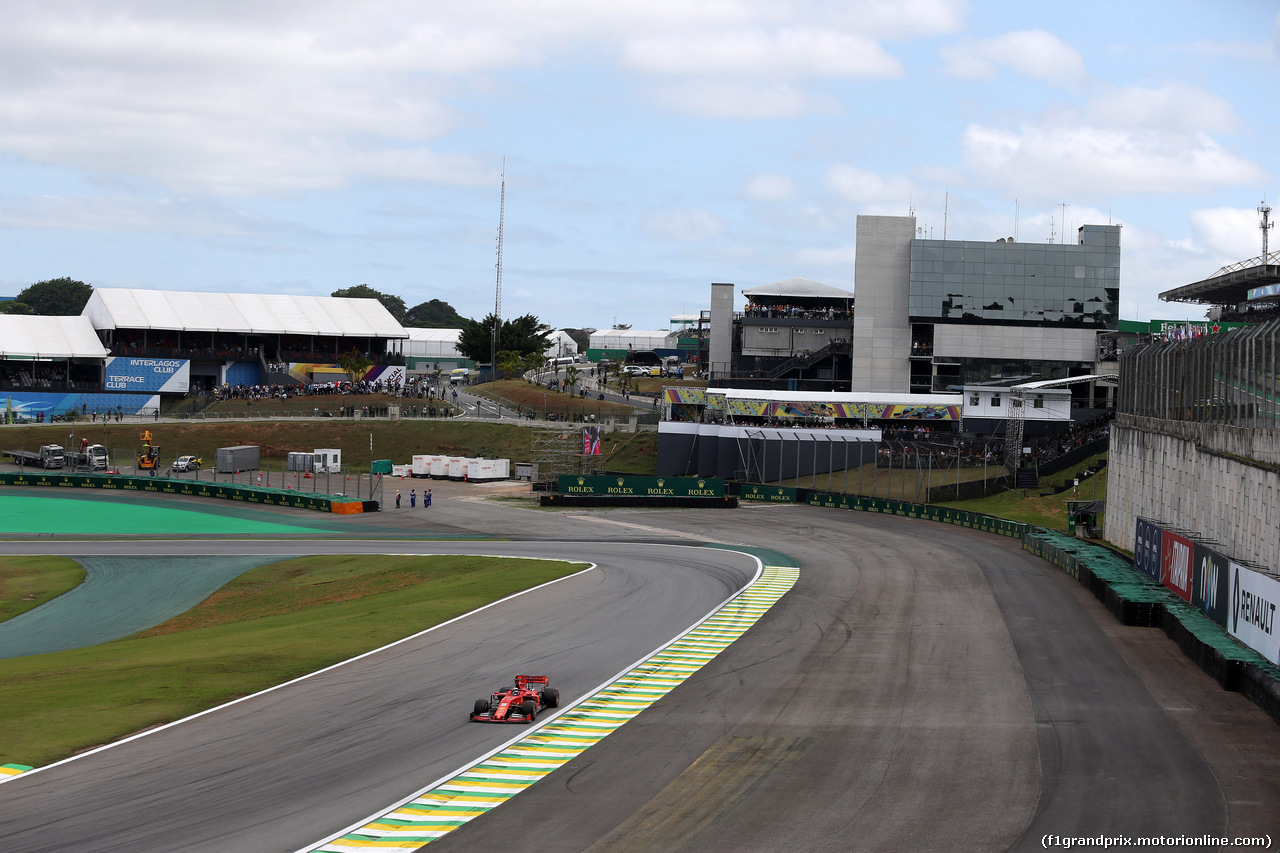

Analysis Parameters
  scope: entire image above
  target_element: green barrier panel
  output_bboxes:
[0,472,362,513]
[740,484,798,503]
[559,475,724,498]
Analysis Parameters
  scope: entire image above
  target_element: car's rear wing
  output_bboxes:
[515,675,549,688]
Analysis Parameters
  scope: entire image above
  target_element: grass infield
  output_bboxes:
[0,557,85,623]
[0,554,585,768]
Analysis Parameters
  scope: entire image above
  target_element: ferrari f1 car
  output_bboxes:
[470,675,560,723]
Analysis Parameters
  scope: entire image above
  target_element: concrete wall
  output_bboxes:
[1105,414,1280,570]
[851,215,915,392]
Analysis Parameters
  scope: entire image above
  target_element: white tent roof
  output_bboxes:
[0,315,110,359]
[588,329,676,349]
[742,277,853,300]
[83,288,408,338]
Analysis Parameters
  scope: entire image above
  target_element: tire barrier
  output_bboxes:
[801,490,1028,539]
[0,472,373,513]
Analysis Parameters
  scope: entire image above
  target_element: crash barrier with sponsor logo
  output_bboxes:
[557,475,724,498]
[0,472,377,514]
[546,475,733,509]
[1027,526,1280,723]
[738,484,799,503]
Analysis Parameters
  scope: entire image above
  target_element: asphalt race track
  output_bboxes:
[2,484,1279,852]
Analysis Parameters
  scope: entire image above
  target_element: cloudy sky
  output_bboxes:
[1,1,1276,331]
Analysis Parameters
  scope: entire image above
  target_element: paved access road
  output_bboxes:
[3,485,1279,852]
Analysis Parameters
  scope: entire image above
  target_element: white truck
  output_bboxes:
[4,444,65,469]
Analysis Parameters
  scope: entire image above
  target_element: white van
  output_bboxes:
[449,368,470,384]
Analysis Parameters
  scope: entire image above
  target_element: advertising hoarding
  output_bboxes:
[104,357,190,394]
[1191,543,1229,627]
[1229,561,1280,666]
[1133,517,1163,582]
[557,475,724,498]
[1160,530,1194,602]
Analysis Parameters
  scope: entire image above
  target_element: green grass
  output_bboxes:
[0,554,585,767]
[0,557,85,622]
[937,453,1109,533]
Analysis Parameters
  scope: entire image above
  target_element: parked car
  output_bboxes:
[172,455,201,472]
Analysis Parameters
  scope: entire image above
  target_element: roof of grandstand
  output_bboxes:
[1158,251,1280,305]
[0,315,110,359]
[742,277,853,300]
[82,288,408,338]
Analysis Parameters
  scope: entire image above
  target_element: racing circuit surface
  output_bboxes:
[2,482,1280,852]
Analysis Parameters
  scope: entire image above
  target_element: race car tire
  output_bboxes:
[522,700,536,721]
[473,699,489,716]
[541,688,559,708]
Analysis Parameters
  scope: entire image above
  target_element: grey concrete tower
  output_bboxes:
[851,215,915,391]
[708,282,734,380]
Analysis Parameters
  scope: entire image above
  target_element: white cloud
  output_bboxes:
[1189,206,1270,259]
[650,80,837,119]
[639,207,725,242]
[962,123,1264,198]
[623,28,902,79]
[743,173,797,201]
[796,245,857,265]
[941,29,1084,87]
[1090,84,1237,133]
[825,165,913,204]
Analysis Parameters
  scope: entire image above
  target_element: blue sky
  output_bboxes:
[0,1,1277,331]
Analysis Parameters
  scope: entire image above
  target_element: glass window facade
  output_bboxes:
[908,225,1120,329]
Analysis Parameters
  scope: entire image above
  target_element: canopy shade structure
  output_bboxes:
[83,289,408,338]
[0,315,110,359]
[742,277,853,300]
[388,328,463,358]
[588,329,677,350]
[1158,252,1280,306]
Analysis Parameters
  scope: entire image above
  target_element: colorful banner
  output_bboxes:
[558,475,724,498]
[583,426,602,456]
[1228,561,1280,666]
[1192,542,1229,627]
[104,357,190,393]
[1133,517,1163,582]
[286,363,406,386]
[1160,530,1194,602]
[664,387,707,405]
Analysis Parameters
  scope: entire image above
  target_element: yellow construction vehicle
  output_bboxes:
[136,430,161,470]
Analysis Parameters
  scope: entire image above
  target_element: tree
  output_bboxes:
[520,351,544,380]
[565,365,580,395]
[562,328,593,353]
[496,350,524,378]
[17,278,92,315]
[0,300,35,315]
[613,323,632,330]
[404,298,466,328]
[331,285,407,324]
[337,348,373,383]
[456,313,550,363]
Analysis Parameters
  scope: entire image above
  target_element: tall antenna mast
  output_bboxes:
[491,157,505,374]
[1261,201,1274,259]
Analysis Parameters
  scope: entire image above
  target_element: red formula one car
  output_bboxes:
[470,675,560,723]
